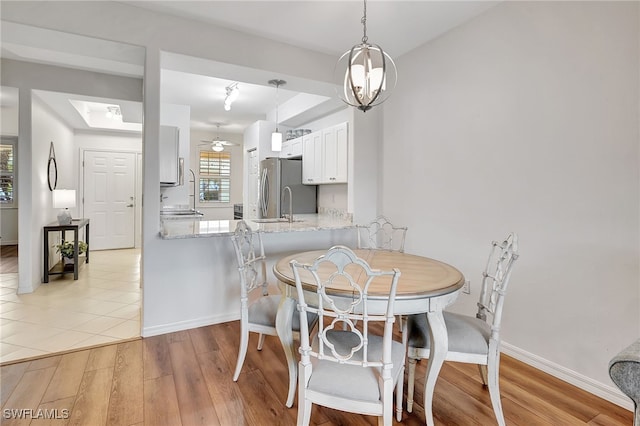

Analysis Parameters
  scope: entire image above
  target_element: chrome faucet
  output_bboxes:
[282,186,293,223]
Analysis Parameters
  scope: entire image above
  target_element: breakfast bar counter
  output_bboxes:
[160,214,355,239]
[145,213,356,338]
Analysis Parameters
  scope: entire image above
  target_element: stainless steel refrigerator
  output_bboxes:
[259,158,317,218]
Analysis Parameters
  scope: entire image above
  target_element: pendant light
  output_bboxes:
[269,79,286,152]
[335,0,397,112]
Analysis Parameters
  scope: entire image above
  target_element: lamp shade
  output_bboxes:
[52,189,76,209]
[271,131,282,152]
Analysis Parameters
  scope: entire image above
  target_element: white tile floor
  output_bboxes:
[0,248,141,363]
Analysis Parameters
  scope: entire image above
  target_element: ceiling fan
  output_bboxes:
[199,124,238,152]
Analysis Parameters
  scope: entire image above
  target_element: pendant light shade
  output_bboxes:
[335,0,396,112]
[271,132,282,152]
[269,79,286,152]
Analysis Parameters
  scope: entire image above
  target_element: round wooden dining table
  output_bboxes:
[273,248,464,426]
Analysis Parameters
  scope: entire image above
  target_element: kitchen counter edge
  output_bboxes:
[159,215,355,240]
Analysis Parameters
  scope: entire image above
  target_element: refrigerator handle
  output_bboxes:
[260,167,269,217]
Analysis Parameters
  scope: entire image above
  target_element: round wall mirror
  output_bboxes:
[47,142,57,191]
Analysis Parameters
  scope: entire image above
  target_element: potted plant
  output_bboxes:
[55,240,88,265]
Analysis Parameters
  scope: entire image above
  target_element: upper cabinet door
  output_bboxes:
[322,122,348,184]
[279,137,303,158]
[302,132,322,184]
[159,126,179,186]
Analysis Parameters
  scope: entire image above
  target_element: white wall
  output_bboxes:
[383,1,639,403]
[190,128,243,220]
[31,92,75,292]
[1,87,19,136]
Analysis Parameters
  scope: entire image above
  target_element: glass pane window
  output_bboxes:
[199,150,231,203]
[0,144,14,204]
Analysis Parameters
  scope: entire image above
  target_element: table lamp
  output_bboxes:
[52,189,76,225]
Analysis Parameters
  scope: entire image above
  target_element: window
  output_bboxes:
[199,150,230,202]
[0,141,15,204]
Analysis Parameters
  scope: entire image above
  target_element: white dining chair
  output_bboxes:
[230,220,316,382]
[356,215,408,253]
[405,232,519,426]
[291,245,404,426]
[357,215,408,332]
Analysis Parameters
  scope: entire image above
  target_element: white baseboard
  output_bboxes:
[142,312,240,337]
[501,341,633,411]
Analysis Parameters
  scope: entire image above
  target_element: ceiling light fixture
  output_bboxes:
[335,0,397,112]
[224,82,239,111]
[210,124,228,152]
[269,79,286,152]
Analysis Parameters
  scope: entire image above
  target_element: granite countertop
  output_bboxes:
[160,214,355,239]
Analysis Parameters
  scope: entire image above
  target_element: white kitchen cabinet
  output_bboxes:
[303,122,348,185]
[279,137,303,158]
[159,125,180,186]
[302,131,322,184]
[322,122,348,184]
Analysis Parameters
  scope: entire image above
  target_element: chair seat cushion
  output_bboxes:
[248,295,315,331]
[307,330,405,402]
[407,311,491,355]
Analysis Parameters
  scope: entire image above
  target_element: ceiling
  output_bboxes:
[122,1,499,57]
[1,1,499,137]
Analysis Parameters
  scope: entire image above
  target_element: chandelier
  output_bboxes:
[335,0,397,112]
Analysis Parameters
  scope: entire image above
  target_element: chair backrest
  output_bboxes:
[231,220,269,301]
[476,232,519,340]
[291,245,401,370]
[356,215,408,252]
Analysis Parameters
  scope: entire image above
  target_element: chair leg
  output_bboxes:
[297,395,312,426]
[487,356,505,426]
[257,333,266,350]
[396,366,405,422]
[233,328,249,381]
[407,357,417,413]
[478,364,489,386]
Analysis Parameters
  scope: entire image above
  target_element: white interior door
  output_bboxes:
[247,149,259,219]
[83,150,136,250]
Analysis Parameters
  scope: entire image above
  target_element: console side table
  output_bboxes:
[43,218,90,282]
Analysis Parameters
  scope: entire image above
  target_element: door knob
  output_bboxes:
[126,204,134,208]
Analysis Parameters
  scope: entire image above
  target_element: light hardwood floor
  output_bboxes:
[0,321,632,426]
